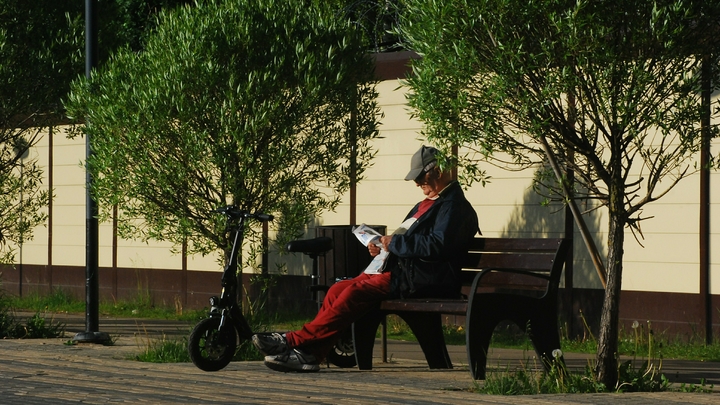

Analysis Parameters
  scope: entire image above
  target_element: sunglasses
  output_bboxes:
[414,171,429,185]
[414,162,437,184]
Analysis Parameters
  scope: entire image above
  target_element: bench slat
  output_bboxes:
[463,252,557,271]
[467,237,564,253]
[379,299,467,315]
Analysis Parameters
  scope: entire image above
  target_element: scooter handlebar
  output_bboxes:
[254,213,274,222]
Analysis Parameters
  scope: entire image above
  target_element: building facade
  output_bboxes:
[1,52,718,339]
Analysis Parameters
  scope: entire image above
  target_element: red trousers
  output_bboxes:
[284,271,391,359]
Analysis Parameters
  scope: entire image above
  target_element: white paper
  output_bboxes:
[352,224,383,247]
[354,221,419,274]
[363,250,388,274]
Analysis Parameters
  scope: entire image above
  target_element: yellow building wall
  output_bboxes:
[8,79,720,297]
[49,128,87,267]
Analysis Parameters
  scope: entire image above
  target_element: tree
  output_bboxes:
[99,0,196,54]
[397,0,720,387]
[0,0,84,263]
[0,0,199,264]
[325,0,404,52]
[65,0,380,267]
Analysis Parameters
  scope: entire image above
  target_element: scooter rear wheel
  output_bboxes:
[327,328,356,368]
[188,317,237,371]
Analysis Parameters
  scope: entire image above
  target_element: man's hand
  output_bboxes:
[380,235,393,252]
[368,235,393,256]
[368,241,381,257]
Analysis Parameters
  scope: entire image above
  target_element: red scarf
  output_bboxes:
[412,198,436,219]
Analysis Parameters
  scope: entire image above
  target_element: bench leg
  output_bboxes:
[465,300,495,380]
[467,293,563,379]
[352,310,385,370]
[526,312,563,371]
[397,312,452,369]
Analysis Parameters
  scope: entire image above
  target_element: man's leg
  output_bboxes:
[285,271,391,358]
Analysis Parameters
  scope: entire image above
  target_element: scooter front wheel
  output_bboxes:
[188,317,237,371]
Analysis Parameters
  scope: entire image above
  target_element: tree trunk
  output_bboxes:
[595,184,626,388]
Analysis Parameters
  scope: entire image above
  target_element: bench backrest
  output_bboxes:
[459,237,570,297]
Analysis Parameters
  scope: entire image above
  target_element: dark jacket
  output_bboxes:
[386,181,479,299]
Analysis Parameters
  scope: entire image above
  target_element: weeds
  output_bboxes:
[9,288,207,322]
[12,289,82,313]
[479,320,715,395]
[134,334,191,363]
[22,312,65,338]
[479,355,605,394]
[0,288,65,339]
[478,350,667,394]
[562,320,720,361]
[675,380,715,393]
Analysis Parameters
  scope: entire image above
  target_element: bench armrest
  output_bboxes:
[469,267,552,299]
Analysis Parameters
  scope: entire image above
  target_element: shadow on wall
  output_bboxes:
[243,218,324,316]
[499,169,607,336]
[267,217,325,278]
[499,170,606,289]
[251,217,359,316]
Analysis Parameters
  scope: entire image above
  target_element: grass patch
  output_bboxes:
[478,357,607,394]
[386,314,720,363]
[560,321,720,362]
[0,288,66,339]
[134,334,190,363]
[478,351,714,394]
[9,288,208,322]
[478,321,716,395]
[132,331,266,363]
[132,309,298,363]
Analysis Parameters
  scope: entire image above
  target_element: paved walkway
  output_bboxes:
[0,313,717,404]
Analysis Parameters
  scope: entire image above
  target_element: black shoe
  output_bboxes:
[264,349,320,372]
[251,332,288,356]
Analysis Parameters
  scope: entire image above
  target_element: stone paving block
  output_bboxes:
[1,337,718,404]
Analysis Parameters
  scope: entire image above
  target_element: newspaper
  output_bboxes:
[352,224,387,274]
[352,224,383,247]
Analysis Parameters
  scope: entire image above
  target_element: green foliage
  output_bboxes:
[325,0,403,52]
[0,288,23,337]
[0,0,84,115]
[100,0,195,53]
[10,288,207,322]
[135,307,273,363]
[12,288,81,312]
[398,0,720,386]
[134,335,192,363]
[400,0,720,196]
[563,320,720,362]
[0,287,65,338]
[674,380,714,393]
[0,148,50,264]
[0,1,205,264]
[0,0,80,263]
[134,327,266,363]
[478,358,606,395]
[479,350,671,394]
[21,312,66,338]
[65,0,380,262]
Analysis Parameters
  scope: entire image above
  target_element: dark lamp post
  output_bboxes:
[73,0,110,344]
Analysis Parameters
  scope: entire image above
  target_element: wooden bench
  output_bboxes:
[351,237,571,379]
